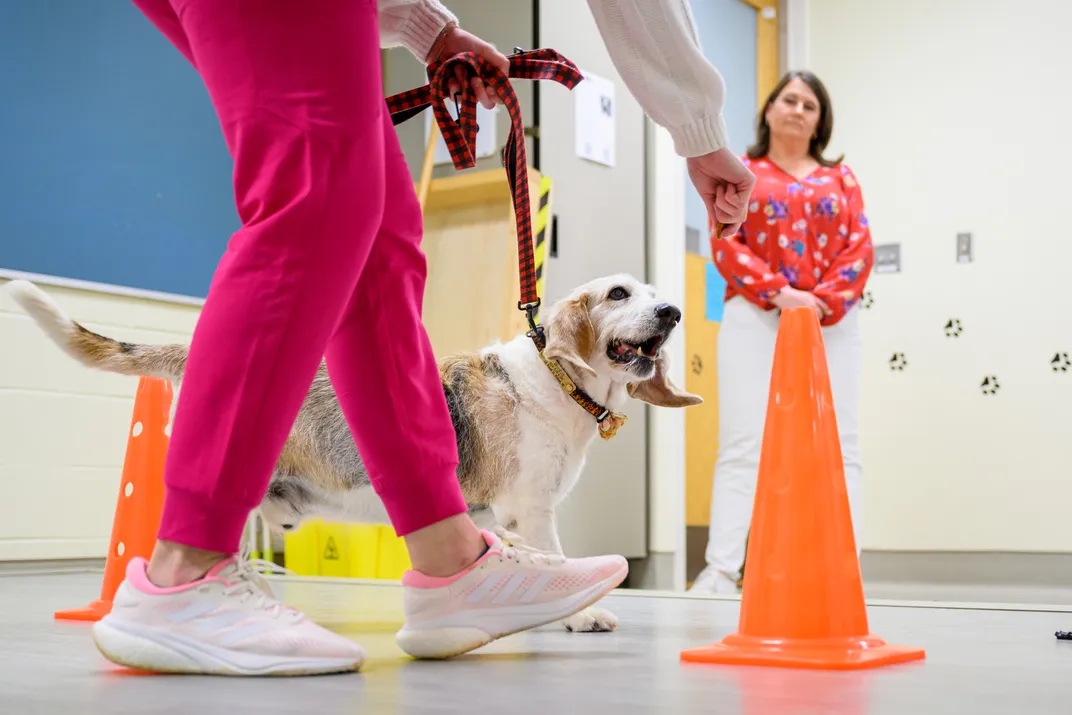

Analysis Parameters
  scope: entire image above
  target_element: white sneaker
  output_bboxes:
[92,556,364,676]
[395,528,628,659]
[689,565,741,594]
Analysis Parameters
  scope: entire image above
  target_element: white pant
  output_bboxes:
[704,298,863,580]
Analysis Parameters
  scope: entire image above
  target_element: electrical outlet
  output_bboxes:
[957,232,973,263]
[874,243,901,273]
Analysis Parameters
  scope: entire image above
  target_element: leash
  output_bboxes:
[386,47,625,439]
[386,47,578,339]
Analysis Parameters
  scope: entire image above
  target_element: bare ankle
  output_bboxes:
[147,540,230,588]
[403,515,487,578]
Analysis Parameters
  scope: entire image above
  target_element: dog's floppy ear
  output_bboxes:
[628,350,703,408]
[543,295,598,378]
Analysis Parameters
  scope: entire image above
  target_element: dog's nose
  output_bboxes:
[655,303,681,325]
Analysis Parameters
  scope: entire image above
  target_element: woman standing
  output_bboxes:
[690,71,874,594]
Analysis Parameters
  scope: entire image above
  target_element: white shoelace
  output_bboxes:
[492,526,567,566]
[224,540,300,620]
[220,574,288,618]
[237,534,295,578]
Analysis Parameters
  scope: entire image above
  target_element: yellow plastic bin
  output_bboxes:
[281,519,320,576]
[284,520,411,579]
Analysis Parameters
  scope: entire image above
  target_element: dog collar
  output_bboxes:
[531,329,627,440]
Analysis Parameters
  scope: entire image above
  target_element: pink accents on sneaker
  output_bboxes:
[394,528,630,659]
[127,555,236,595]
[402,531,501,589]
[402,570,463,589]
[93,555,366,674]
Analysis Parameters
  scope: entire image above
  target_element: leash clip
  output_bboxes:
[519,299,544,344]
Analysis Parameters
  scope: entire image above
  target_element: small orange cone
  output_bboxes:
[55,377,172,622]
[681,307,925,670]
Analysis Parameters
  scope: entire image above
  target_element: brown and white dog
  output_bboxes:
[5,274,701,632]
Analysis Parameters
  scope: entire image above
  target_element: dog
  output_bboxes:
[5,273,701,633]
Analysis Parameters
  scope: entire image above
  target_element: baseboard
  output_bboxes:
[687,525,1072,590]
[861,550,1072,589]
[626,552,677,591]
[0,538,109,562]
[0,557,105,576]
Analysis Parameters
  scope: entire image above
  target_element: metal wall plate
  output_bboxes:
[874,243,901,273]
[957,232,973,263]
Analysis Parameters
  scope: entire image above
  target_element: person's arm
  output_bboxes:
[710,215,790,307]
[585,0,729,158]
[378,0,457,61]
[811,166,875,324]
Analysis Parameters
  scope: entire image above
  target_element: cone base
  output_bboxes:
[680,632,926,671]
[55,599,112,622]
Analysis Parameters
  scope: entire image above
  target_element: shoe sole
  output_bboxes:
[395,561,628,659]
[92,620,364,676]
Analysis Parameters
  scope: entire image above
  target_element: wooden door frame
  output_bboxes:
[737,0,781,109]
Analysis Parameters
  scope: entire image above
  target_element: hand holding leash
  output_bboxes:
[425,23,510,109]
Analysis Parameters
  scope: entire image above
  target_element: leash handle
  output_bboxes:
[385,48,584,347]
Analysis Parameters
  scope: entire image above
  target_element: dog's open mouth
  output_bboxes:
[608,335,663,363]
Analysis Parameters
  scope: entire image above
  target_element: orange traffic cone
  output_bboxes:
[55,377,172,622]
[681,307,925,670]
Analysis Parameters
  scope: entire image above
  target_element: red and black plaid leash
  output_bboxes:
[386,48,625,437]
[385,47,581,351]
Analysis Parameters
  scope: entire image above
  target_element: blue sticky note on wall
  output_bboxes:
[705,261,726,322]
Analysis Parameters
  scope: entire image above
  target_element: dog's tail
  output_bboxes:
[4,279,188,382]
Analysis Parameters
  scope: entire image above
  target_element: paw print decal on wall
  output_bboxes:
[889,353,907,371]
[861,290,875,309]
[1052,352,1070,373]
[691,355,703,376]
[944,319,963,338]
[980,376,1000,395]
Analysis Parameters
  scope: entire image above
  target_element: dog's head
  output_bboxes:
[259,478,313,534]
[541,274,702,408]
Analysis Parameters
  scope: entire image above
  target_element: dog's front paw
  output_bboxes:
[562,607,619,633]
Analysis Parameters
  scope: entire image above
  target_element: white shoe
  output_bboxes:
[92,556,364,676]
[395,528,628,659]
[689,565,740,595]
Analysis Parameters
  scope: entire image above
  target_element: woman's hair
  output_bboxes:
[746,70,843,167]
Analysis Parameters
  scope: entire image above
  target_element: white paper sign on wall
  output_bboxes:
[574,68,616,167]
[425,103,498,166]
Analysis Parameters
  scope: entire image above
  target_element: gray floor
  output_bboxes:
[4,569,1072,714]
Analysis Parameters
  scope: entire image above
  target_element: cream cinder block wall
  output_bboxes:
[0,279,199,561]
[802,0,1072,552]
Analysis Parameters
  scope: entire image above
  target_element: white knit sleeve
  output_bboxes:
[585,0,730,157]
[378,0,457,61]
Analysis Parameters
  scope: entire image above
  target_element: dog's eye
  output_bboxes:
[608,287,630,301]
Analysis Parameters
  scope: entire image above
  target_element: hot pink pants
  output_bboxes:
[132,0,467,552]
